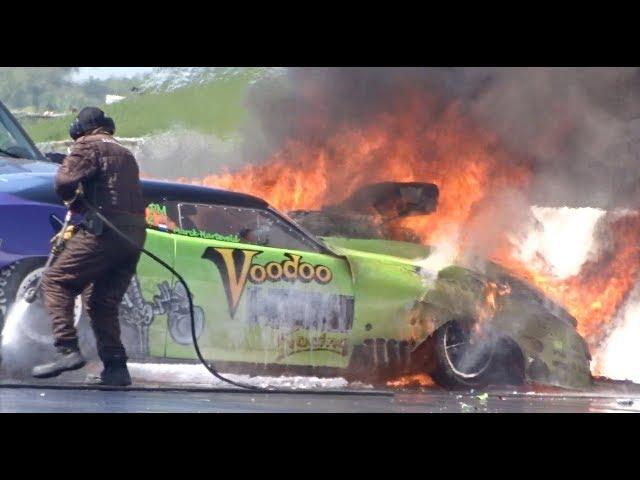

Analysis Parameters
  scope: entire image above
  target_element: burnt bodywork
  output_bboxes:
[289,182,439,243]
[289,181,592,389]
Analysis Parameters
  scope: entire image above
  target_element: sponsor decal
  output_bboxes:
[119,276,206,355]
[275,331,349,360]
[146,203,166,224]
[202,247,334,317]
[173,227,240,243]
[245,286,354,333]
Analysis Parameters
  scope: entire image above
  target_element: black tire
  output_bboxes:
[431,320,526,389]
[0,259,97,377]
[431,320,498,389]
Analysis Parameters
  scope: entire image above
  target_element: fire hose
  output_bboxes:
[18,191,391,395]
[17,184,257,389]
[22,190,259,390]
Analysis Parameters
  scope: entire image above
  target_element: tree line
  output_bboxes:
[0,67,140,113]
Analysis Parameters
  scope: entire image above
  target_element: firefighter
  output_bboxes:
[32,107,146,386]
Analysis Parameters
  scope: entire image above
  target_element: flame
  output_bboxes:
[199,98,531,249]
[186,92,639,375]
[476,281,512,335]
[386,373,436,388]
[492,212,640,369]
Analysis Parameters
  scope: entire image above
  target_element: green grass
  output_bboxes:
[25,75,254,142]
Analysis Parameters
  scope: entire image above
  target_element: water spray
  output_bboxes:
[23,209,74,305]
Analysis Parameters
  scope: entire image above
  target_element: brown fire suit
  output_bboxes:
[41,129,146,362]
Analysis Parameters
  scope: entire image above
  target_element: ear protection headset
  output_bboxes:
[69,113,116,140]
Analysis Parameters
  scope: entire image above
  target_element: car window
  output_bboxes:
[0,108,41,160]
[176,202,322,252]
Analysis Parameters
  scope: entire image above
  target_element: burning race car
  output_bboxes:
[0,100,591,389]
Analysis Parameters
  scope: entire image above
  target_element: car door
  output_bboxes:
[117,197,177,359]
[168,201,356,370]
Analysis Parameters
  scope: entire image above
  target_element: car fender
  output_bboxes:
[410,265,592,388]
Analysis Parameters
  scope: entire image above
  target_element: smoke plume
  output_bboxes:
[244,67,640,209]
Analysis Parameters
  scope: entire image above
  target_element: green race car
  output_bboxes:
[136,186,592,389]
[0,170,592,389]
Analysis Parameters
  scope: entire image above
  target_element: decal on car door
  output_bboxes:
[202,247,335,318]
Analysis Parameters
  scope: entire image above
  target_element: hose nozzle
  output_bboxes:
[23,287,38,304]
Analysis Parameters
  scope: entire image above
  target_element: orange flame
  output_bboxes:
[492,212,640,361]
[187,93,639,373]
[386,373,436,388]
[476,281,512,335]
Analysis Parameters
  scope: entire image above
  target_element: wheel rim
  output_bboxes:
[443,322,494,379]
[15,267,83,345]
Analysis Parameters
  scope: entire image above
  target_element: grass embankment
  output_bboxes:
[25,76,253,142]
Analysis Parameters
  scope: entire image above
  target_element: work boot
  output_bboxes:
[86,358,132,387]
[32,347,86,378]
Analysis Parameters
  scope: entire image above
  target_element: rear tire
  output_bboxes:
[431,320,525,389]
[431,320,496,389]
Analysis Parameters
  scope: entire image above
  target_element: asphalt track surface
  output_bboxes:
[1,361,639,412]
[2,384,640,412]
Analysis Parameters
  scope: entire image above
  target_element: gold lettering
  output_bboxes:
[299,263,315,282]
[315,265,333,284]
[249,264,267,284]
[282,254,301,281]
[205,248,261,317]
[266,262,284,281]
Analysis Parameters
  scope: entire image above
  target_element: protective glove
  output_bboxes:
[50,225,78,248]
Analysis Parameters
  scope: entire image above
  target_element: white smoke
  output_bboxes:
[135,130,246,180]
[595,284,640,382]
[515,206,606,279]
[127,363,356,390]
[415,239,459,286]
[1,299,56,376]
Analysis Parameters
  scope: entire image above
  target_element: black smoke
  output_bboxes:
[244,67,640,209]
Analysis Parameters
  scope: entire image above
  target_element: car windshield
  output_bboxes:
[270,207,328,249]
[0,105,41,160]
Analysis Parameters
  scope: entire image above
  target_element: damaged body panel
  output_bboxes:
[320,238,591,389]
[407,264,592,389]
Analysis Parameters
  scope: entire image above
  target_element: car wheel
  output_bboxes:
[431,320,497,389]
[0,259,96,377]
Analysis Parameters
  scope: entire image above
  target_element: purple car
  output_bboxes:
[0,102,72,327]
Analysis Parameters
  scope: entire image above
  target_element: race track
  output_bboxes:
[1,385,640,413]
[1,361,639,412]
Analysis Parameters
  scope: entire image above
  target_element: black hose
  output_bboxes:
[87,206,261,391]
[4,200,393,396]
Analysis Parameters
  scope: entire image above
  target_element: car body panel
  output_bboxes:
[0,191,68,269]
[120,229,176,359]
[166,236,355,369]
[410,265,592,388]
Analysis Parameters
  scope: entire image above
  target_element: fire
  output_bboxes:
[476,281,512,335]
[492,212,640,364]
[188,92,640,375]
[386,373,436,388]
[199,97,531,248]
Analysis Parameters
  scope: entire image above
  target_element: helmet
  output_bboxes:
[69,107,116,140]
